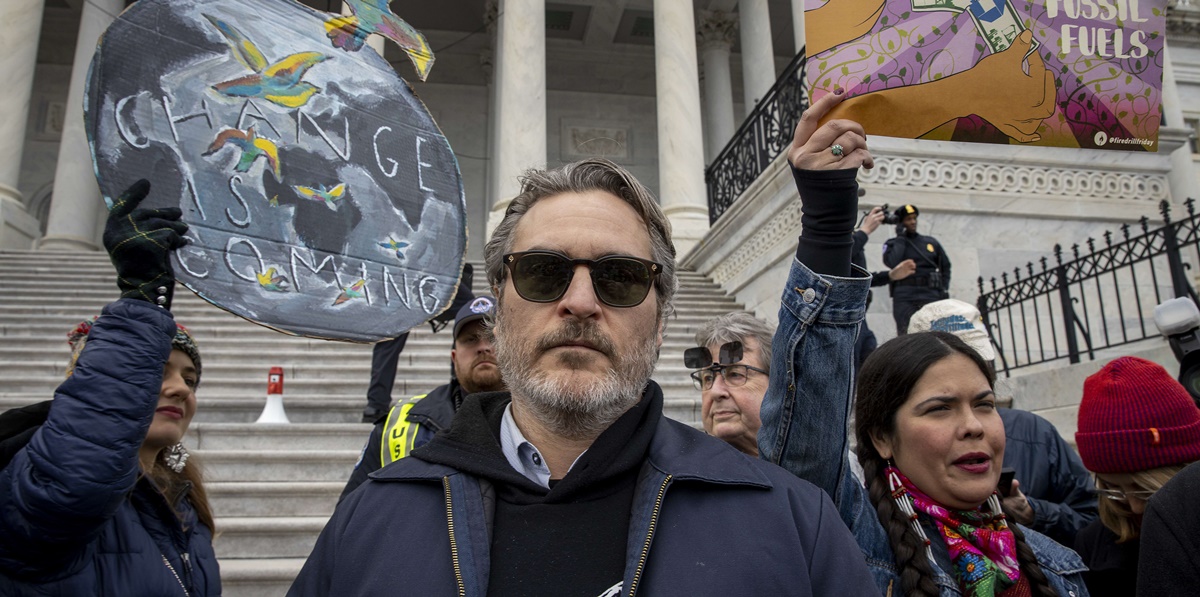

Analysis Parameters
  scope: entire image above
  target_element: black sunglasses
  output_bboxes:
[502,251,662,308]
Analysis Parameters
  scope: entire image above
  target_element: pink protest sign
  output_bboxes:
[806,0,1167,150]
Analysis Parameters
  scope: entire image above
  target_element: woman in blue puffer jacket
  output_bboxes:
[0,181,220,595]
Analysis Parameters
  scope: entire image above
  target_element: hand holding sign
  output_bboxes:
[103,180,190,308]
[789,91,875,171]
[805,0,1167,149]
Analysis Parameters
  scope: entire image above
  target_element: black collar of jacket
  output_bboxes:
[372,381,772,491]
[403,380,462,433]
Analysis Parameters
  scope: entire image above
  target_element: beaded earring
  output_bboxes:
[163,443,189,473]
[986,492,1009,529]
[887,465,937,566]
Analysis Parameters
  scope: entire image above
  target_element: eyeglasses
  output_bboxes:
[502,251,662,308]
[1095,488,1157,502]
[690,364,768,391]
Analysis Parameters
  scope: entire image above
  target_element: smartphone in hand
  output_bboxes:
[998,467,1017,497]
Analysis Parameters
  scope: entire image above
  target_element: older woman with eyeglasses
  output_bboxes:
[687,312,776,456]
[1072,356,1200,597]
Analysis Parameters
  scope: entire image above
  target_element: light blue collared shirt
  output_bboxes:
[499,404,585,489]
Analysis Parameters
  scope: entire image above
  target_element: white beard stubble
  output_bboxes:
[493,308,659,440]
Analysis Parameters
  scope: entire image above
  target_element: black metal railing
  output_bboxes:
[977,199,1200,376]
[704,52,808,225]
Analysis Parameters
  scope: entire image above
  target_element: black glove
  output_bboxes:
[102,180,189,308]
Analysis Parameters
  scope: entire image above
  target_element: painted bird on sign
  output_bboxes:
[333,279,367,306]
[256,267,290,292]
[378,237,411,260]
[203,126,283,182]
[204,14,329,108]
[293,183,348,211]
[324,0,435,81]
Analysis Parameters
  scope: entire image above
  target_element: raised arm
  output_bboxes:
[0,181,187,576]
[758,92,871,520]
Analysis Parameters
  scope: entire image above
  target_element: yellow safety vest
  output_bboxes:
[380,393,428,466]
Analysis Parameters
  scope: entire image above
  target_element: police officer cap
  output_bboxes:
[453,296,497,339]
[894,204,920,218]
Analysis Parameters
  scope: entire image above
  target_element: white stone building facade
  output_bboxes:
[3,0,1200,333]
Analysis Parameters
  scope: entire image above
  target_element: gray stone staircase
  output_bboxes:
[0,249,746,595]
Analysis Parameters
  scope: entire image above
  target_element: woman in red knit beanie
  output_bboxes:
[1073,356,1200,597]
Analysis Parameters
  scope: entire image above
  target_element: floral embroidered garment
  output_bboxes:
[887,466,1021,596]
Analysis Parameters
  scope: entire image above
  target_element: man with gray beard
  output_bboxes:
[290,159,877,597]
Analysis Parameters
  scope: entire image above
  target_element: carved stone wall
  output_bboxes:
[860,158,1169,202]
[682,133,1183,344]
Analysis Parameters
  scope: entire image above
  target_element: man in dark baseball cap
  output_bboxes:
[340,295,505,500]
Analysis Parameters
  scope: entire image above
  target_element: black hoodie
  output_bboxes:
[413,387,662,597]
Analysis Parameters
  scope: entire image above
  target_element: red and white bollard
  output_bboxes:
[256,366,290,424]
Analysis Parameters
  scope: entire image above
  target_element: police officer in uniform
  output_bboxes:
[883,204,951,335]
[340,295,505,501]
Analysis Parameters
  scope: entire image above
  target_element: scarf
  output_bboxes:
[887,466,1021,596]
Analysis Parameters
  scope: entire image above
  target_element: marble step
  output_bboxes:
[213,517,327,559]
[197,450,359,483]
[0,295,738,316]
[218,558,306,597]
[0,273,725,289]
[0,314,739,342]
[207,482,342,517]
[0,353,727,375]
[185,423,371,451]
[0,375,705,400]
[0,396,704,426]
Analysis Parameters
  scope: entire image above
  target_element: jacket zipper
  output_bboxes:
[161,554,190,597]
[181,551,194,592]
[443,476,467,597]
[627,474,672,597]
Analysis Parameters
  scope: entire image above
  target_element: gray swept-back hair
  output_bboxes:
[693,312,775,372]
[484,158,678,320]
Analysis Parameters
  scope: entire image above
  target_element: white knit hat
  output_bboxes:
[907,299,996,361]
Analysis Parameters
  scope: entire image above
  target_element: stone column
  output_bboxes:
[698,11,737,163]
[654,0,709,257]
[40,0,124,251]
[0,0,46,250]
[739,0,776,110]
[486,0,546,240]
[482,0,500,221]
[478,0,498,260]
[791,0,806,55]
[1162,43,1200,202]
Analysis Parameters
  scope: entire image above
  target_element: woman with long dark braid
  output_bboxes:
[853,333,1076,596]
[757,91,1088,596]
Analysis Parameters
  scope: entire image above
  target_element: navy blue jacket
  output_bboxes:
[290,386,879,596]
[0,299,220,596]
[1000,407,1097,546]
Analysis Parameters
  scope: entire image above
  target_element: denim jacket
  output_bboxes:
[758,258,1089,597]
